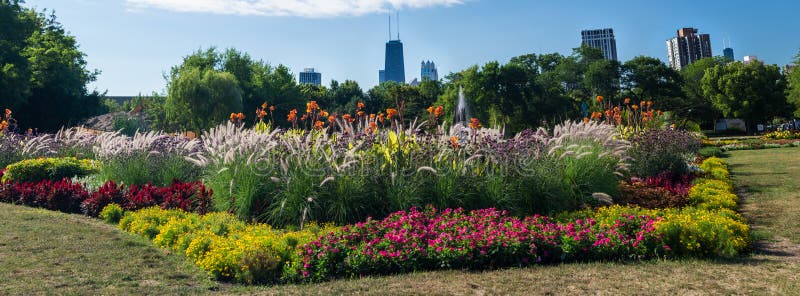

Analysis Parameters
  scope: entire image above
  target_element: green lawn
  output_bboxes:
[1,147,799,294]
[0,204,216,295]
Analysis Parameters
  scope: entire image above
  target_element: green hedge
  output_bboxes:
[1,157,100,183]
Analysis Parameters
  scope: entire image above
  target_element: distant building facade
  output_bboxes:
[666,27,713,70]
[743,55,760,65]
[299,68,322,86]
[785,64,797,75]
[581,28,618,61]
[723,47,734,61]
[421,61,438,81]
[379,40,405,83]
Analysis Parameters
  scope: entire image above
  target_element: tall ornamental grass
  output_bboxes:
[93,131,202,186]
[189,120,629,227]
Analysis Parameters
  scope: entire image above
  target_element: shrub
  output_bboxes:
[2,157,100,183]
[640,172,696,196]
[617,181,688,209]
[81,180,212,217]
[119,206,189,239]
[628,129,701,178]
[81,180,126,216]
[656,207,749,257]
[699,157,730,180]
[117,207,337,284]
[698,146,725,158]
[99,203,124,224]
[688,179,737,211]
[0,179,90,213]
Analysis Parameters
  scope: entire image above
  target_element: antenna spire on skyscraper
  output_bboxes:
[397,12,400,40]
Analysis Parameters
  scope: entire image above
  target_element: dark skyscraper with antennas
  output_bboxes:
[379,14,405,84]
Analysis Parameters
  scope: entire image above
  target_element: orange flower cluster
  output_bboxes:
[342,114,354,123]
[287,109,298,123]
[306,101,320,114]
[386,108,398,120]
[256,102,274,120]
[450,136,459,149]
[314,120,325,130]
[589,97,663,130]
[469,118,481,130]
[1,108,10,132]
[229,112,245,125]
[426,105,444,118]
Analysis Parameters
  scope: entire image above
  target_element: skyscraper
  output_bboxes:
[421,61,438,81]
[581,28,618,61]
[723,47,734,61]
[666,28,713,70]
[379,40,405,83]
[379,14,405,84]
[299,68,322,86]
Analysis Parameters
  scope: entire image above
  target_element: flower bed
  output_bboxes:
[0,178,212,216]
[109,158,748,285]
[291,157,748,282]
[115,206,337,284]
[289,207,663,282]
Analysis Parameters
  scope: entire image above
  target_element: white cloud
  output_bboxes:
[125,0,465,18]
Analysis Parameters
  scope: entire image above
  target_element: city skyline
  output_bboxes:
[22,0,800,95]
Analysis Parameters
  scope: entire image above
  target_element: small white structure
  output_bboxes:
[743,55,760,65]
[715,119,747,132]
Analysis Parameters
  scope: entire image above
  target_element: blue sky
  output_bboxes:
[24,0,800,95]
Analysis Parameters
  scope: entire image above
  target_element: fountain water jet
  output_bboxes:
[453,86,470,127]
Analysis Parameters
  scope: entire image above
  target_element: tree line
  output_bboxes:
[3,0,800,133]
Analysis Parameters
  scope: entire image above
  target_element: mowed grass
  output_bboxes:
[0,204,216,295]
[726,147,800,243]
[1,147,799,295]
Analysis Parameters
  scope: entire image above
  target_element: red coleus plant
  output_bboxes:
[80,179,212,216]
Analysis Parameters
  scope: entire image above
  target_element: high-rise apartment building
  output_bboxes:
[379,40,405,83]
[299,68,322,86]
[723,47,734,61]
[421,61,438,81]
[581,28,618,61]
[666,28,713,70]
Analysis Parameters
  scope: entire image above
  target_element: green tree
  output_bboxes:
[328,80,367,114]
[1,1,105,131]
[621,56,683,110]
[787,51,800,117]
[680,57,727,127]
[702,61,789,132]
[165,67,242,131]
[163,48,303,129]
[0,0,34,110]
